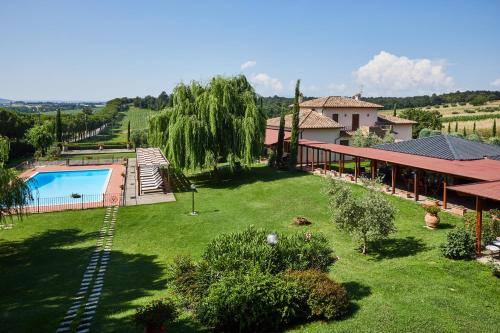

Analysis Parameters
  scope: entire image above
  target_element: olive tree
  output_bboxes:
[26,123,54,157]
[326,177,396,254]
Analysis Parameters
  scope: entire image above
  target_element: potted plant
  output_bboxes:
[424,205,441,228]
[132,298,177,333]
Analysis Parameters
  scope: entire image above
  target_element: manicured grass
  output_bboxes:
[1,166,498,332]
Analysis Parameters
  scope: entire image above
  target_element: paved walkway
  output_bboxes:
[55,206,118,333]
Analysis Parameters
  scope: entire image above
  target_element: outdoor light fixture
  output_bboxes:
[190,183,198,215]
[266,233,278,245]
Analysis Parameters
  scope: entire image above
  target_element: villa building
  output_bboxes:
[265,94,416,161]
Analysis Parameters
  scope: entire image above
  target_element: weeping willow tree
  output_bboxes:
[149,75,266,171]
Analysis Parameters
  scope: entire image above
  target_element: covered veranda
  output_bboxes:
[286,138,500,255]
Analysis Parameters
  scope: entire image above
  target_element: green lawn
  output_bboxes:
[0,166,498,332]
[80,106,153,144]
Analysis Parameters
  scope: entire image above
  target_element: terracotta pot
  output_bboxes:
[425,213,440,228]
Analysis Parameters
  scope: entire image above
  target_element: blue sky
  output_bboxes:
[1,0,499,100]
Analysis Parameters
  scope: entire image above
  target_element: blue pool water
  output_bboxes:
[27,169,111,200]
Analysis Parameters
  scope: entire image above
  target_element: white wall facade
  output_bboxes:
[391,124,413,141]
[307,107,380,129]
[298,128,341,163]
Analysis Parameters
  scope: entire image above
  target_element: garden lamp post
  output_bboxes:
[190,183,197,215]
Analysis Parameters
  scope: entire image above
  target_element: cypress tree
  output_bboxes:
[447,122,451,133]
[393,104,397,116]
[288,80,301,170]
[276,109,285,167]
[463,126,467,137]
[455,122,458,132]
[492,119,496,137]
[473,122,476,132]
[55,108,62,145]
[127,120,131,143]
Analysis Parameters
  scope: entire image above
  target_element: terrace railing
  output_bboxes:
[15,157,128,171]
[24,192,124,214]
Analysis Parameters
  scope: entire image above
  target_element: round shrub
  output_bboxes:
[440,228,475,259]
[286,270,350,320]
[202,226,336,275]
[197,270,304,333]
[132,298,178,330]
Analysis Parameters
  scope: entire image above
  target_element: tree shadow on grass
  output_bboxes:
[189,166,309,190]
[341,281,372,318]
[0,229,98,332]
[0,228,166,333]
[367,236,427,261]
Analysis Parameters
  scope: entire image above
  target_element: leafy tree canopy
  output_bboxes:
[149,75,266,171]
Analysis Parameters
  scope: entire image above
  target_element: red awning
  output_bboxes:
[265,128,291,146]
[448,180,500,201]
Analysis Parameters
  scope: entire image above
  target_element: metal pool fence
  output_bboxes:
[25,192,124,214]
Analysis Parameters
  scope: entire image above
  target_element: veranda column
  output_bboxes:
[414,170,419,201]
[299,145,303,169]
[354,157,359,183]
[442,175,448,209]
[311,148,314,172]
[316,149,320,169]
[340,154,344,176]
[475,196,483,256]
[306,147,309,169]
[324,150,327,174]
[391,164,397,194]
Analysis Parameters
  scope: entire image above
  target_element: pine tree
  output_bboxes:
[493,119,497,137]
[288,80,301,171]
[392,104,397,116]
[127,120,131,143]
[55,108,62,145]
[447,122,451,133]
[455,122,458,132]
[276,109,285,167]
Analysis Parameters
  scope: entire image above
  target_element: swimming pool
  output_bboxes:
[27,169,112,202]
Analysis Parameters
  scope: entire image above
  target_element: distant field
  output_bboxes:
[79,106,154,144]
[381,100,500,118]
[441,118,497,137]
[44,106,104,115]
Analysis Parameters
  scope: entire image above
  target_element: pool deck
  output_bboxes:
[20,164,126,213]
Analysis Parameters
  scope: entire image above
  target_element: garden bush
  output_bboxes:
[285,270,349,320]
[464,210,500,246]
[440,227,475,259]
[197,270,305,333]
[202,226,335,274]
[132,298,178,330]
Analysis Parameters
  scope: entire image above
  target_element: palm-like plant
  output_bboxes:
[0,136,33,225]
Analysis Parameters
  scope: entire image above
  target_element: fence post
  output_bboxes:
[102,193,105,207]
[37,197,40,213]
[81,194,84,210]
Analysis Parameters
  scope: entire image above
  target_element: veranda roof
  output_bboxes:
[447,180,500,201]
[296,138,500,182]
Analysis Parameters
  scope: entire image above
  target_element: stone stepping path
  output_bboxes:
[55,206,118,333]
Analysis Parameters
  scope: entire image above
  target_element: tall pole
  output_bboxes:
[475,196,482,256]
[391,164,397,194]
[442,175,447,209]
[414,170,419,201]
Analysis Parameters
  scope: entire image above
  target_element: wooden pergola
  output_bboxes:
[448,180,500,255]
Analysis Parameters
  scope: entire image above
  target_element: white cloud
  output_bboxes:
[491,78,500,87]
[250,73,283,92]
[327,83,347,94]
[355,51,454,96]
[241,60,256,70]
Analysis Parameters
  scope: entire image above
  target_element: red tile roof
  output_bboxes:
[265,128,291,146]
[300,96,383,108]
[267,109,342,130]
[295,138,500,182]
[448,180,500,201]
[377,114,417,125]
